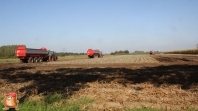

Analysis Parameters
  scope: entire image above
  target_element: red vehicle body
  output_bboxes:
[87,49,103,58]
[150,50,154,55]
[15,45,57,63]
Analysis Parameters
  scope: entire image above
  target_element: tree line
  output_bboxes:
[110,50,129,55]
[56,52,86,56]
[0,45,86,59]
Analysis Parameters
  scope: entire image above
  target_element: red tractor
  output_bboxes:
[15,45,58,63]
[87,49,103,58]
[150,50,154,55]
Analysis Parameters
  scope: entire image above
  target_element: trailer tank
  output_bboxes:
[87,49,103,58]
[15,45,57,63]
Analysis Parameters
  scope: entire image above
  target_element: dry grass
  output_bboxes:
[70,81,198,111]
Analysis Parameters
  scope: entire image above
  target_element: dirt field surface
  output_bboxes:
[0,54,198,110]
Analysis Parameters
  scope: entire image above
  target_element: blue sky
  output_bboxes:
[0,0,198,53]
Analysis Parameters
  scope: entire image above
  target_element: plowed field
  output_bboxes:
[0,54,197,110]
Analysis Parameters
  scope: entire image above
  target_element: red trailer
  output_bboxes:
[15,45,58,63]
[87,49,103,58]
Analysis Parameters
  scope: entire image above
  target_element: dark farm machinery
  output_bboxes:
[87,49,103,58]
[15,45,58,63]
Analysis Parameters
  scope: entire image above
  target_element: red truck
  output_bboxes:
[15,45,58,63]
[87,49,103,58]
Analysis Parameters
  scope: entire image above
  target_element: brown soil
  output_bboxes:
[0,54,197,110]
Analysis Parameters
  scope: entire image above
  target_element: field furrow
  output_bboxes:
[47,55,159,64]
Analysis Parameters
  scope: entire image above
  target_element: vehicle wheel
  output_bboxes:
[34,57,38,63]
[49,56,52,61]
[28,57,33,63]
[54,56,57,61]
[39,57,43,62]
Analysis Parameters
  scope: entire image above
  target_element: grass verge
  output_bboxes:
[1,94,197,111]
[0,94,94,111]
[0,58,19,63]
[57,55,88,61]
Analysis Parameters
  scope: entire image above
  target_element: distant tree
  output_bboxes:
[196,43,198,49]
[110,50,129,55]
[0,45,19,59]
[110,52,115,55]
[124,50,129,53]
[56,52,86,56]
[134,50,145,54]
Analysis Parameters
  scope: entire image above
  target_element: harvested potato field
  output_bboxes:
[0,54,198,110]
[48,55,159,64]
